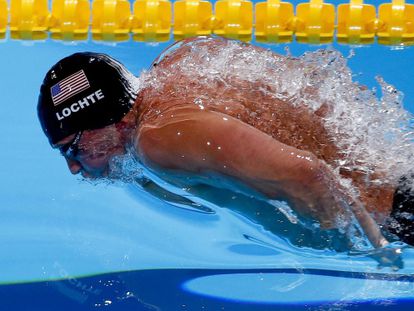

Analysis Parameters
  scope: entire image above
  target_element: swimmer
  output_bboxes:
[37,37,413,249]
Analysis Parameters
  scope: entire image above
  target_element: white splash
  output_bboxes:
[135,37,414,190]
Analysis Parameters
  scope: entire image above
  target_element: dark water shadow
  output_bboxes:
[1,268,413,311]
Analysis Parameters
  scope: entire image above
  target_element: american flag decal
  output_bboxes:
[50,70,90,106]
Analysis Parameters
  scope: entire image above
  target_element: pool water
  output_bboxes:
[1,2,414,310]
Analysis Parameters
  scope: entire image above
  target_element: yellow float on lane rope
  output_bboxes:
[295,0,335,44]
[10,0,49,40]
[132,0,171,42]
[337,0,377,44]
[255,0,294,43]
[214,0,253,41]
[173,0,213,40]
[91,0,131,41]
[378,0,414,45]
[49,0,90,41]
[0,0,7,38]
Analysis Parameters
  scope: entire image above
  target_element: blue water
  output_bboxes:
[1,1,414,309]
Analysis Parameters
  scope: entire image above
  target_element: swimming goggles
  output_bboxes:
[59,131,83,160]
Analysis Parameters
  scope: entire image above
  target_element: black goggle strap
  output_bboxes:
[60,131,83,157]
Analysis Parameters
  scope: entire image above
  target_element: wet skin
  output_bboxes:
[54,125,126,178]
[55,37,393,247]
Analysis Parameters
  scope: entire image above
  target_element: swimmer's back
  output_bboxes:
[134,36,395,218]
[135,36,338,164]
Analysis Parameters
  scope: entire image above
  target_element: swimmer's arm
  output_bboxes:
[135,109,387,247]
[136,109,344,223]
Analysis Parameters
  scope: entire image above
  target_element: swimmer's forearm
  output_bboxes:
[349,201,389,248]
[311,164,389,248]
[324,172,389,248]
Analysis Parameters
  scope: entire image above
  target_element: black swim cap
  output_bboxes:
[388,175,414,246]
[38,52,137,145]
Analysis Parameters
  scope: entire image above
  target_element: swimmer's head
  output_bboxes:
[38,52,136,146]
[388,175,414,246]
[38,52,137,177]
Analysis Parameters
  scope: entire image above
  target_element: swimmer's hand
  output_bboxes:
[136,108,388,248]
[281,159,389,247]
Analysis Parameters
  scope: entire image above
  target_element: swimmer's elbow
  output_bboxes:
[285,151,324,185]
[305,156,329,184]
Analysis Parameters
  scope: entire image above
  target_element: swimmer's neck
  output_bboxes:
[116,101,141,148]
[129,88,147,128]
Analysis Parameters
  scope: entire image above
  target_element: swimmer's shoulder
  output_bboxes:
[151,36,229,70]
